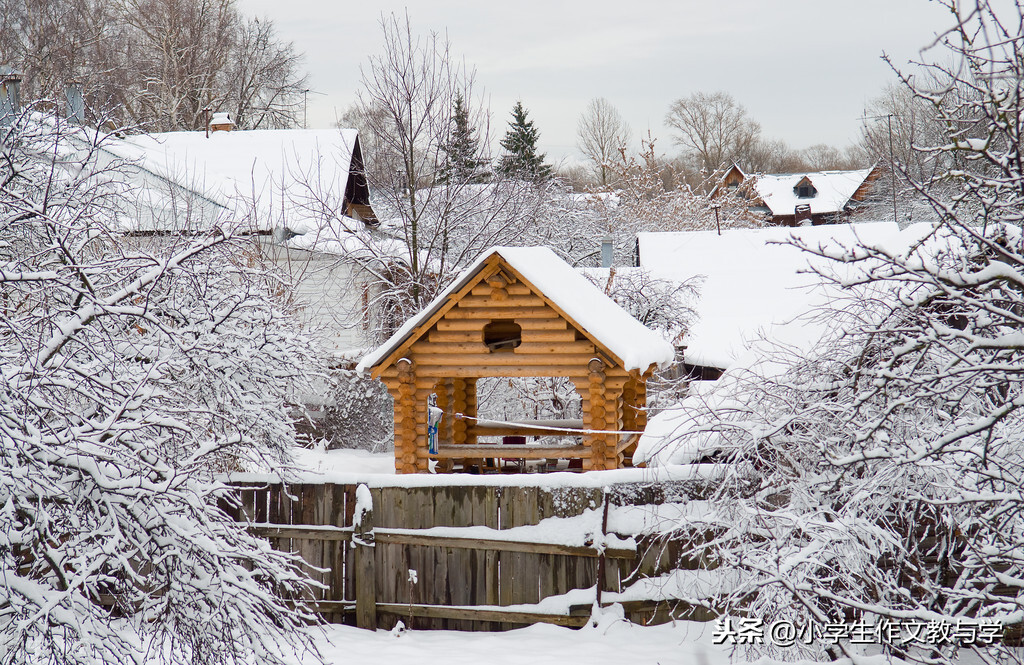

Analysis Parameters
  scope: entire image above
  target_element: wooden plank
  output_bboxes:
[374,603,589,628]
[354,485,377,631]
[436,319,491,331]
[412,342,490,354]
[414,365,590,378]
[518,331,577,343]
[615,432,641,455]
[251,525,354,541]
[413,353,589,366]
[443,307,559,320]
[240,488,257,523]
[372,530,634,559]
[427,330,484,343]
[435,444,589,459]
[516,319,571,331]
[513,342,598,355]
[463,427,584,439]
[456,295,547,308]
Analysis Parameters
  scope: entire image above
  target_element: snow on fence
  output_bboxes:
[222,479,716,631]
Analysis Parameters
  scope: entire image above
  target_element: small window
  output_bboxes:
[794,178,817,199]
[483,319,521,352]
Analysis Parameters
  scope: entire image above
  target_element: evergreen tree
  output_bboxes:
[498,101,552,181]
[437,93,490,184]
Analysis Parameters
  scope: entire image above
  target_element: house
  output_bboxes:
[357,246,674,474]
[636,222,909,378]
[98,122,395,354]
[716,164,882,226]
[633,222,934,466]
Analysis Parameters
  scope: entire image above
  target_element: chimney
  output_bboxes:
[0,67,23,128]
[208,111,235,133]
[794,203,813,226]
[601,234,614,268]
[65,80,84,124]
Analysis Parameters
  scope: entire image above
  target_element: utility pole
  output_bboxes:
[861,113,899,225]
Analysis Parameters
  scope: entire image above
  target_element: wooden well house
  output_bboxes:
[357,247,674,474]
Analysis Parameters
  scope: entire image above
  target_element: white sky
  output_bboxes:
[235,0,954,166]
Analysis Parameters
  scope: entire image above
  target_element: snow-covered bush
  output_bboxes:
[301,367,393,451]
[0,113,321,663]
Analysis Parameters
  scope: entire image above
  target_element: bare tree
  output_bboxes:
[1,0,307,131]
[664,90,762,172]
[353,12,548,329]
[576,97,632,188]
[608,131,763,233]
[115,0,238,131]
[224,16,307,129]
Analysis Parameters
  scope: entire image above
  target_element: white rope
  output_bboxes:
[451,411,647,437]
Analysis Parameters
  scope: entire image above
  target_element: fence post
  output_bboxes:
[595,488,609,607]
[353,484,377,630]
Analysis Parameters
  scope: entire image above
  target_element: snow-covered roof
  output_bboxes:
[109,128,361,233]
[358,246,675,375]
[637,222,911,370]
[750,167,876,217]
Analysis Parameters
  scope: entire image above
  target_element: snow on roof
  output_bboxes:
[282,216,410,263]
[111,128,360,232]
[635,222,944,467]
[637,222,909,370]
[751,167,875,217]
[357,246,676,375]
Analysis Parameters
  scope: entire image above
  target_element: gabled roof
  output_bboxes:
[357,246,675,376]
[750,167,877,216]
[108,128,367,232]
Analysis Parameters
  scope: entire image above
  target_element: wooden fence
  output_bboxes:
[224,480,713,631]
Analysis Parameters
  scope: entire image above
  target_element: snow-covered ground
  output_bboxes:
[289,617,727,665]
[290,446,398,475]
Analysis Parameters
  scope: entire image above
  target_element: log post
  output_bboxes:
[353,484,377,630]
[396,359,417,474]
[587,358,609,471]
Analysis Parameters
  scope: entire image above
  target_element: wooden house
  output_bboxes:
[715,164,882,226]
[357,247,674,474]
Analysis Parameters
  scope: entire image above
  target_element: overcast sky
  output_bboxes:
[235,0,954,166]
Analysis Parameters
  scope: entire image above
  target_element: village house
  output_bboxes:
[98,117,396,355]
[635,222,907,379]
[716,164,882,226]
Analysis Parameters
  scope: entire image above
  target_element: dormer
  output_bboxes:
[794,176,817,199]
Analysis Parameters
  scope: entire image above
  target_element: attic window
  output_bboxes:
[794,178,817,199]
[483,319,521,352]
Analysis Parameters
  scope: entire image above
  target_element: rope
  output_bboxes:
[450,411,648,437]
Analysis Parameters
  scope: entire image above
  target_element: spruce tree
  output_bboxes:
[437,93,490,184]
[497,101,552,181]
